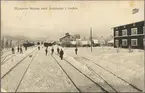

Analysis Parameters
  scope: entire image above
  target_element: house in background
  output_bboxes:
[59,33,76,47]
[81,40,91,47]
[70,41,76,47]
[92,39,100,47]
[113,20,144,49]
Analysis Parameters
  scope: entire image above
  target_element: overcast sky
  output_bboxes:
[1,1,144,40]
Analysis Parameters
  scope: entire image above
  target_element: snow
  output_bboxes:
[58,46,144,91]
[1,47,37,78]
[1,88,7,92]
[16,48,78,92]
[1,45,144,92]
[108,40,114,43]
[93,39,99,44]
[52,54,103,92]
[1,51,37,92]
[70,41,76,45]
[81,41,90,45]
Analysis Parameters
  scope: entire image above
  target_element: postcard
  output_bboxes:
[1,0,144,92]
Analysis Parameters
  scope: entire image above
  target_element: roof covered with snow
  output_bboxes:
[93,39,99,44]
[81,41,89,44]
[108,40,114,43]
[70,41,76,45]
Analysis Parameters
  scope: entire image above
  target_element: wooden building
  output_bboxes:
[59,33,76,47]
[113,20,144,49]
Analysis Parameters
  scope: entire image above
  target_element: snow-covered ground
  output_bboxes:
[54,46,144,91]
[16,48,78,92]
[1,45,144,92]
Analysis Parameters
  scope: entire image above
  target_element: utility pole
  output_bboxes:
[90,27,92,52]
[101,36,104,52]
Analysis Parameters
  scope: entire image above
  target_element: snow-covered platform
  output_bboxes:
[1,46,144,92]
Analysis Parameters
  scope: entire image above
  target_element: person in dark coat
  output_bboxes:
[38,46,40,50]
[17,46,19,52]
[20,47,23,54]
[57,47,60,54]
[25,46,27,51]
[12,47,15,54]
[75,47,78,55]
[60,49,64,60]
[51,47,54,55]
[45,48,48,56]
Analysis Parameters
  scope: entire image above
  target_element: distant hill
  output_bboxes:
[2,35,30,41]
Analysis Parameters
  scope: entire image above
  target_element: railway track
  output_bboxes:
[15,51,38,92]
[82,64,118,92]
[1,50,32,65]
[1,54,16,65]
[50,52,118,93]
[49,52,81,92]
[79,55,142,92]
[1,54,12,61]
[1,48,37,79]
[1,50,11,58]
[62,58,109,93]
[1,50,23,63]
[1,53,12,60]
[1,47,35,61]
[1,49,11,55]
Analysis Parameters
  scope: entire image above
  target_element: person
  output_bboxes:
[12,47,15,54]
[45,48,48,56]
[20,47,23,54]
[60,49,64,60]
[38,46,40,50]
[57,47,60,54]
[75,47,78,55]
[51,47,54,55]
[17,46,19,52]
[25,46,27,51]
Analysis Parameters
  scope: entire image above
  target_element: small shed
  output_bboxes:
[81,40,90,47]
[93,39,100,46]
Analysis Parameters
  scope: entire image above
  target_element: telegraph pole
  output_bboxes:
[90,27,92,52]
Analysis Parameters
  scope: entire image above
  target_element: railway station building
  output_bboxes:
[113,20,144,49]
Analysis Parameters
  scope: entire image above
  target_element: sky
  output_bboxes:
[1,0,144,40]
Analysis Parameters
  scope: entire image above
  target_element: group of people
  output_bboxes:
[44,47,64,60]
[11,46,24,54]
[56,47,64,60]
[44,46,78,60]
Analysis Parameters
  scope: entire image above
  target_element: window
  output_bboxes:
[115,31,119,36]
[131,28,137,35]
[115,40,119,47]
[143,26,145,34]
[122,29,127,36]
[122,39,127,46]
[131,39,138,46]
